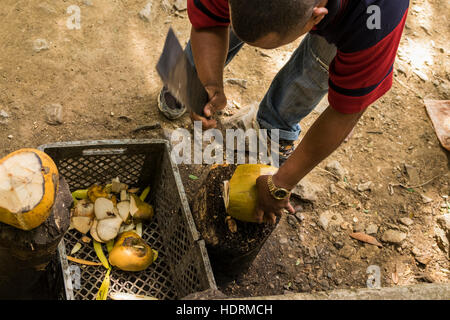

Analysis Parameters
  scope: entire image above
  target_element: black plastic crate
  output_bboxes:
[39,139,216,300]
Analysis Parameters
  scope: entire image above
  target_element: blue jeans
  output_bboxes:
[185,30,337,141]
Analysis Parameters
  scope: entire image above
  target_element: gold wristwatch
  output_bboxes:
[267,175,290,200]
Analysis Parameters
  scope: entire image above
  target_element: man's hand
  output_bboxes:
[190,85,227,129]
[254,175,295,224]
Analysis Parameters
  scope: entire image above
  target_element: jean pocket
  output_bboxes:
[307,49,331,91]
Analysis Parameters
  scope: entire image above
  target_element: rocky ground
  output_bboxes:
[0,0,449,298]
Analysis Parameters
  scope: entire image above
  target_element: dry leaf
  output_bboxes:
[349,232,383,247]
[392,264,399,284]
[70,242,82,255]
[81,235,92,243]
[67,256,103,266]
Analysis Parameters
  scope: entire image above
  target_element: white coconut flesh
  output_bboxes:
[0,152,45,213]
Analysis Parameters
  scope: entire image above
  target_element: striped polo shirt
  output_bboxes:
[187,0,410,114]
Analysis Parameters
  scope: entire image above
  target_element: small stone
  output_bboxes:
[279,236,289,245]
[33,39,49,52]
[0,110,10,124]
[174,0,187,11]
[318,210,344,231]
[366,224,379,235]
[318,279,330,289]
[412,248,432,265]
[292,177,322,202]
[353,222,365,233]
[413,70,429,82]
[396,63,407,75]
[399,217,414,226]
[295,212,305,223]
[339,245,355,259]
[139,2,153,22]
[357,181,373,192]
[421,194,433,204]
[381,229,407,244]
[404,164,421,185]
[436,214,450,231]
[83,0,93,6]
[7,135,13,139]
[333,241,344,250]
[434,226,449,254]
[340,222,350,230]
[329,183,336,194]
[325,160,347,180]
[45,103,63,125]
[287,215,297,228]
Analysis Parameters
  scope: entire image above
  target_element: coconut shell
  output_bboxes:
[0,148,59,231]
[109,231,154,271]
[224,164,277,223]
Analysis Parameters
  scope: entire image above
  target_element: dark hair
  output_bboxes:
[229,0,320,43]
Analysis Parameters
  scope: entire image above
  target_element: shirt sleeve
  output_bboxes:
[187,0,230,29]
[327,9,408,114]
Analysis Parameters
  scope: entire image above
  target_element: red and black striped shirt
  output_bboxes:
[187,0,410,114]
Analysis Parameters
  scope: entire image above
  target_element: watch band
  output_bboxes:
[267,175,290,200]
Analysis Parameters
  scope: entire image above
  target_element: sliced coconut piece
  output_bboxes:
[0,151,45,214]
[119,222,135,234]
[119,183,128,191]
[90,219,104,243]
[97,216,123,242]
[129,194,139,217]
[135,222,143,237]
[71,216,93,234]
[73,199,94,218]
[116,201,130,222]
[120,190,129,202]
[111,177,121,193]
[94,197,115,220]
[129,194,154,221]
[0,148,60,231]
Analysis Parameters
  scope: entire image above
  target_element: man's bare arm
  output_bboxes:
[273,106,365,189]
[254,105,365,223]
[190,26,229,127]
[191,26,229,89]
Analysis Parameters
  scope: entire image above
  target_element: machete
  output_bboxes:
[156,28,208,116]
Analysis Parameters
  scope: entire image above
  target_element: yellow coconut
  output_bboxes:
[223,164,277,223]
[109,231,155,271]
[0,148,59,230]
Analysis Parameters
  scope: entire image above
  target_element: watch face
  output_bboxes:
[274,189,288,199]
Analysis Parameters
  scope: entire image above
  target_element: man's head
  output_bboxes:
[229,0,328,49]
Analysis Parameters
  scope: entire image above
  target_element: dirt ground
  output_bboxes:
[0,0,449,298]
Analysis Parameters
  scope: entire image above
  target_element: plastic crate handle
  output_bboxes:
[82,148,127,156]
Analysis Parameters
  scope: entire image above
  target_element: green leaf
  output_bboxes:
[189,175,199,180]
